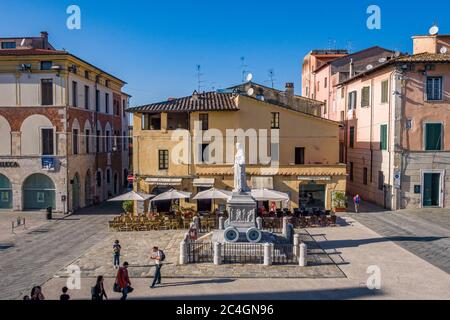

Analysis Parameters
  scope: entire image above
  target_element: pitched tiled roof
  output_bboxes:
[396,52,450,62]
[195,165,347,176]
[0,48,67,56]
[128,92,239,113]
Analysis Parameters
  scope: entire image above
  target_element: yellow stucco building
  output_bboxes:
[129,83,346,212]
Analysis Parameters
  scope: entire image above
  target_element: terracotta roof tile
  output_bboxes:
[0,48,67,56]
[396,52,450,62]
[128,92,239,113]
[195,165,347,176]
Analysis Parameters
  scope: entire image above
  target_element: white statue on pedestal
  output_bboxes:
[233,142,249,193]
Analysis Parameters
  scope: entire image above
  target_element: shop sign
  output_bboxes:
[0,162,19,168]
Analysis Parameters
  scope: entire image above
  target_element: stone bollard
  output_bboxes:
[299,242,307,267]
[282,217,289,238]
[179,241,187,265]
[293,234,300,257]
[263,243,272,266]
[193,216,200,230]
[213,242,222,265]
[286,223,294,243]
[256,217,263,230]
[219,217,225,230]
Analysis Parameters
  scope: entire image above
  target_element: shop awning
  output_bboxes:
[193,178,215,187]
[145,177,183,186]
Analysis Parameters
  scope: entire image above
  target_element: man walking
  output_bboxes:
[113,240,121,269]
[116,262,132,300]
[150,246,164,288]
[353,194,361,213]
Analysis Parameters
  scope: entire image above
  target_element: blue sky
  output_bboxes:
[1,0,449,106]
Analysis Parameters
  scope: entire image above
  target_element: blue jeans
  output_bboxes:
[121,286,129,300]
[151,264,162,287]
[113,254,120,267]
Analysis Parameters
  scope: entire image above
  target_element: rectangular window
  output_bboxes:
[341,88,345,99]
[349,126,355,148]
[73,129,79,155]
[324,77,327,88]
[41,128,54,155]
[1,41,16,49]
[378,171,384,190]
[201,143,209,163]
[72,81,78,107]
[295,147,305,165]
[84,85,90,109]
[95,90,100,112]
[271,112,280,129]
[380,124,388,150]
[142,114,161,130]
[363,167,368,185]
[323,100,327,114]
[159,150,169,170]
[96,130,101,153]
[105,131,110,152]
[84,70,90,79]
[122,100,126,117]
[361,86,370,107]
[349,162,354,181]
[348,91,357,110]
[105,93,109,113]
[425,123,443,151]
[85,129,90,154]
[41,79,53,105]
[40,61,53,70]
[199,113,209,131]
[381,80,389,103]
[339,142,345,163]
[426,77,442,101]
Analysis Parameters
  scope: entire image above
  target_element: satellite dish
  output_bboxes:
[246,73,253,82]
[440,46,448,54]
[366,64,373,70]
[378,57,387,63]
[429,25,439,35]
[20,38,26,47]
[247,88,255,96]
[394,51,401,58]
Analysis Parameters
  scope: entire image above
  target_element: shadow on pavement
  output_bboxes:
[127,286,382,300]
[156,278,236,288]
[319,236,448,249]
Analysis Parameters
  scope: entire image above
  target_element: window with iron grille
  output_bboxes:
[271,112,280,129]
[159,150,169,170]
[105,93,110,113]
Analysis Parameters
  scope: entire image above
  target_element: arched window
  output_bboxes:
[0,174,12,209]
[23,174,55,210]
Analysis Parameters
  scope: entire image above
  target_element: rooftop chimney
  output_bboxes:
[40,31,48,49]
[285,82,294,96]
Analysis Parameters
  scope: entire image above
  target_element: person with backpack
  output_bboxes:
[113,240,121,269]
[91,275,108,301]
[353,194,361,213]
[150,246,165,288]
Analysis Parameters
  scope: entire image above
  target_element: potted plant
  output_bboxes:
[331,191,347,213]
[122,200,134,214]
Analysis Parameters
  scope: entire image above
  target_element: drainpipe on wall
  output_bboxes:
[65,67,70,214]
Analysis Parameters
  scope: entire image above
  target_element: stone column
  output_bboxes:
[282,217,289,238]
[213,242,222,265]
[219,216,225,230]
[179,240,187,265]
[256,217,263,230]
[263,243,272,266]
[293,234,300,257]
[299,242,307,267]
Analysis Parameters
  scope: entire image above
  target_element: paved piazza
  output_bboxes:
[1,201,450,299]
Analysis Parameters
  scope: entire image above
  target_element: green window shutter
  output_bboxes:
[361,87,370,107]
[425,123,442,150]
[381,80,389,103]
[380,125,387,150]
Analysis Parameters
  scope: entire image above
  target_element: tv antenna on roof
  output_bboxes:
[267,69,276,88]
[196,64,205,92]
[240,56,249,83]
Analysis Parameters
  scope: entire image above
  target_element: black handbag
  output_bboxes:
[113,283,122,293]
[127,286,134,293]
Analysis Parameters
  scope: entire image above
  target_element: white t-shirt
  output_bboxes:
[153,251,161,265]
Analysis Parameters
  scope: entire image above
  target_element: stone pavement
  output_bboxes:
[55,229,345,279]
[344,199,450,275]
[42,216,450,300]
[0,202,121,300]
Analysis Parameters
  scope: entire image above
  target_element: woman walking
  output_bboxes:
[91,275,108,300]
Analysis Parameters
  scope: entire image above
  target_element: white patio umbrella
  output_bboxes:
[193,188,232,213]
[150,189,191,202]
[251,188,289,201]
[192,188,232,200]
[107,191,154,201]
